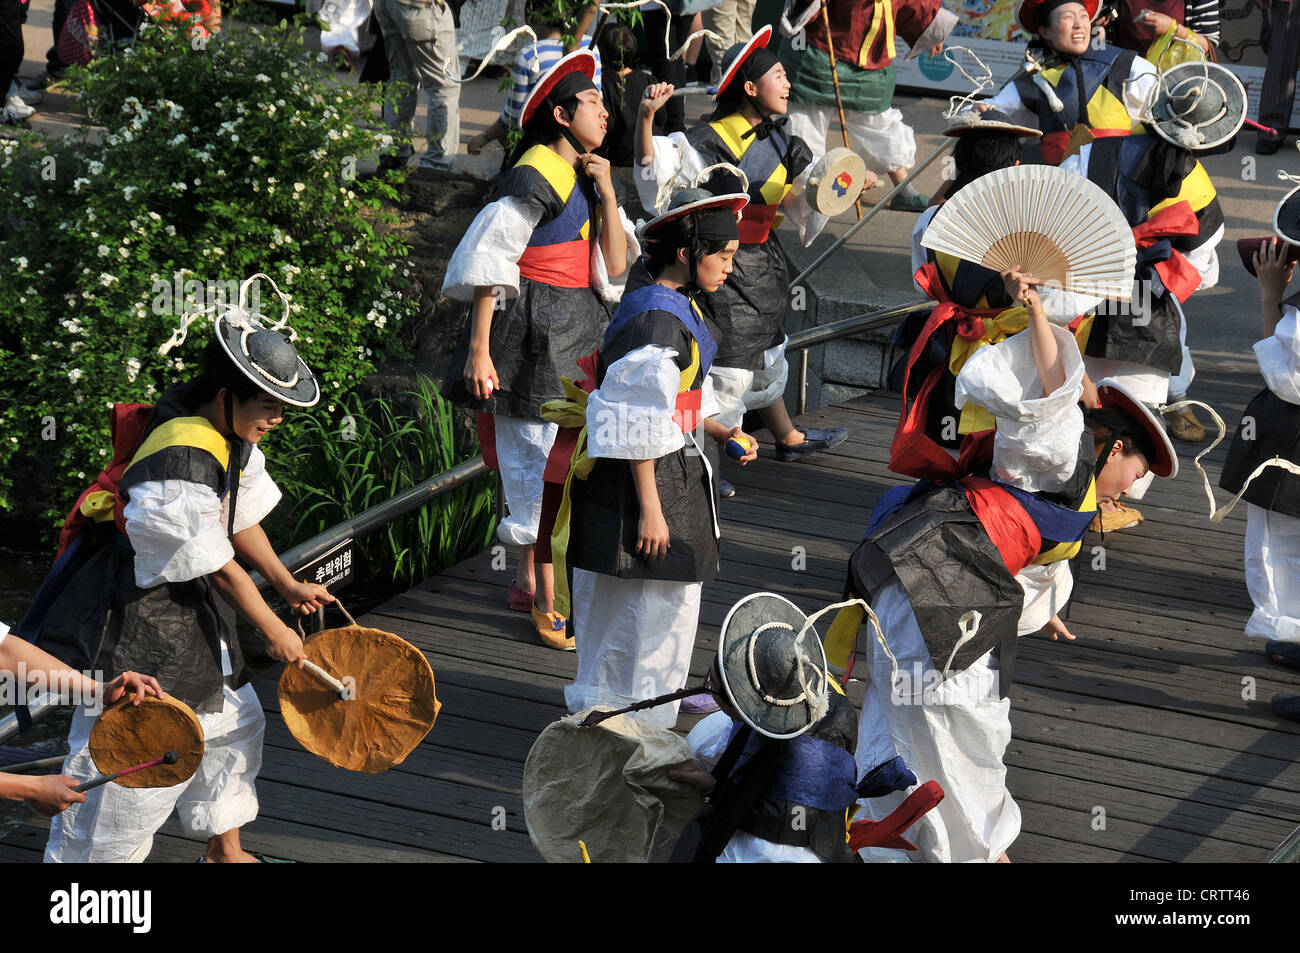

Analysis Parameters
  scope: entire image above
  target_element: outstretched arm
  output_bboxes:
[1002,267,1065,396]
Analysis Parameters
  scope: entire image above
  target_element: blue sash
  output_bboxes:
[603,283,718,375]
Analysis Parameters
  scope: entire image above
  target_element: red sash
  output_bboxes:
[959,476,1041,576]
[737,203,779,244]
[1040,126,1129,165]
[1132,201,1203,303]
[888,264,998,481]
[517,238,592,288]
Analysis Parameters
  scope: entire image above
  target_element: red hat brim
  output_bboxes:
[1017,0,1099,35]
[715,24,774,101]
[1096,378,1177,479]
[640,193,750,239]
[520,49,598,130]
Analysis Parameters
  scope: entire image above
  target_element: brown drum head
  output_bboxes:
[808,147,869,217]
[88,694,204,789]
[278,626,440,774]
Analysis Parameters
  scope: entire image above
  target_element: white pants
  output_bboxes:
[701,0,756,85]
[319,0,373,55]
[565,569,702,729]
[495,415,558,546]
[372,0,460,167]
[853,581,1020,863]
[786,103,917,175]
[707,339,789,431]
[45,682,266,863]
[1245,503,1300,643]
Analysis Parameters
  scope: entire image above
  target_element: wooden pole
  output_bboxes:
[819,1,862,220]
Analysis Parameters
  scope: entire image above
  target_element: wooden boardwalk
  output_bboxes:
[3,355,1298,862]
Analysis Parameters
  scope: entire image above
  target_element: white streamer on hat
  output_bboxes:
[943,45,996,119]
[158,272,300,373]
[1162,397,1300,523]
[1140,57,1230,149]
[599,1,724,63]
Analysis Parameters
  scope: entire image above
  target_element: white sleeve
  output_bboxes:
[954,323,1087,493]
[1058,145,1089,177]
[1182,221,1224,292]
[585,344,687,460]
[1016,560,1074,636]
[1124,56,1159,126]
[1256,305,1300,405]
[229,445,282,534]
[124,480,235,588]
[782,160,829,247]
[592,204,642,302]
[977,84,1037,129]
[440,196,544,302]
[911,207,937,288]
[686,710,737,771]
[634,132,707,215]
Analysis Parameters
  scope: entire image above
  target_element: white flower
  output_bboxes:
[172,181,188,191]
[168,134,187,146]
[126,357,141,382]
[72,177,90,193]
[11,256,26,269]
[97,244,110,257]
[100,273,118,287]
[118,247,129,258]
[148,211,161,221]
[256,73,271,82]
[68,368,83,384]
[123,186,137,200]
[88,160,103,175]
[169,103,183,120]
[293,182,306,193]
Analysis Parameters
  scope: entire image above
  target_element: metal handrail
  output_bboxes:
[0,298,929,749]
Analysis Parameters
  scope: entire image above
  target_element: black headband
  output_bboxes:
[1088,406,1156,470]
[1035,0,1084,29]
[548,71,597,109]
[693,207,740,242]
[740,48,780,87]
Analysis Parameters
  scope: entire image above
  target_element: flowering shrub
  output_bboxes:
[0,21,415,524]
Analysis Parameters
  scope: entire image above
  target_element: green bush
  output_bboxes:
[277,378,497,589]
[0,20,414,523]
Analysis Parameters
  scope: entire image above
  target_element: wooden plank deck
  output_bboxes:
[3,355,1298,862]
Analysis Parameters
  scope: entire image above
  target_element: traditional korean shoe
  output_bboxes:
[776,426,848,462]
[888,187,929,212]
[507,583,534,613]
[532,605,575,651]
[719,477,736,498]
[1166,405,1206,443]
[1089,500,1142,532]
[1265,640,1300,671]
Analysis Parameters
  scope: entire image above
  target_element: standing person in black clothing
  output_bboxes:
[1258,0,1300,153]
[642,0,695,133]
[596,21,660,166]
[1,0,28,124]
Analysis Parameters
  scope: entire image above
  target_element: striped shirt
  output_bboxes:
[500,38,605,129]
[1184,0,1220,46]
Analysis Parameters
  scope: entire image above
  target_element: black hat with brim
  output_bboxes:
[215,309,320,408]
[718,592,829,740]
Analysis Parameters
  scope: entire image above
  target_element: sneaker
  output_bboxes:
[775,426,849,462]
[1089,500,1142,533]
[8,82,40,107]
[888,187,930,212]
[1166,405,1205,443]
[718,477,736,498]
[3,95,34,120]
[531,604,575,651]
[679,692,720,714]
[1271,692,1300,722]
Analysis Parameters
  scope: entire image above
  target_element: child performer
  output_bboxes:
[828,265,1177,861]
[0,621,162,817]
[31,288,334,863]
[1221,237,1300,716]
[561,188,758,728]
[442,50,635,649]
[977,0,1158,165]
[779,0,956,211]
[636,27,849,493]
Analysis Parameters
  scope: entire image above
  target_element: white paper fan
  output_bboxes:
[921,165,1137,302]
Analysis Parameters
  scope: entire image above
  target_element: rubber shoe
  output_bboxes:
[1265,640,1300,671]
[719,477,736,498]
[1271,692,1300,722]
[888,189,930,212]
[1166,406,1206,443]
[776,426,849,462]
[679,693,720,714]
[1089,500,1142,533]
[532,605,575,651]
[507,583,534,613]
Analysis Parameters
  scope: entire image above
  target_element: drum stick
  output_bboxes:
[1,755,68,774]
[820,1,862,221]
[1243,117,1279,137]
[302,660,349,698]
[73,750,178,793]
[668,84,714,98]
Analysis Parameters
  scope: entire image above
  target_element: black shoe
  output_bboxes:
[1256,137,1283,155]
[376,154,405,174]
[719,478,736,498]
[29,69,66,91]
[1265,639,1300,671]
[775,426,848,462]
[1271,692,1300,722]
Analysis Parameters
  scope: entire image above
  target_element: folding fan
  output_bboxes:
[921,165,1137,302]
